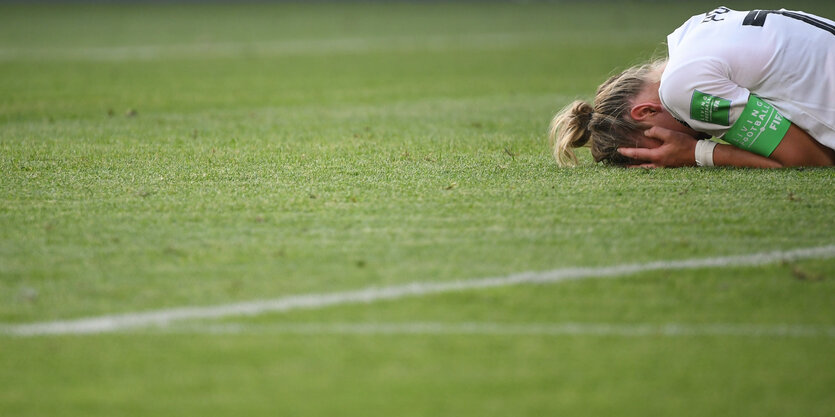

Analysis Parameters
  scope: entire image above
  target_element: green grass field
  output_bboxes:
[2,1,835,415]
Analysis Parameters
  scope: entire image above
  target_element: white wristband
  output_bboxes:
[695,140,718,167]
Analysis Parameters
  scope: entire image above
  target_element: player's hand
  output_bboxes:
[617,126,698,168]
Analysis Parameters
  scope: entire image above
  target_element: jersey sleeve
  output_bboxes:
[659,57,790,156]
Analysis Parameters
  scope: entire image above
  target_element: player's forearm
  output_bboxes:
[712,124,835,168]
[768,124,835,167]
[712,143,782,168]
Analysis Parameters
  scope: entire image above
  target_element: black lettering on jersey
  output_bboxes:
[672,116,692,129]
[743,9,835,36]
[702,6,731,23]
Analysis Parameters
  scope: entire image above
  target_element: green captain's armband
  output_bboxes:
[722,95,790,157]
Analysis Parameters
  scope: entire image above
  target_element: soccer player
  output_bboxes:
[549,6,835,168]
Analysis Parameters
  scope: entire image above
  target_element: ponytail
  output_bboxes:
[548,100,594,167]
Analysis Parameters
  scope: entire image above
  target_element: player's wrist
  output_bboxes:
[695,140,717,167]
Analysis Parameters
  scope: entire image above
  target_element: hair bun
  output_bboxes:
[569,101,594,148]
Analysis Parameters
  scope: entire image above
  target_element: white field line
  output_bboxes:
[2,244,834,337]
[160,322,835,339]
[0,33,549,62]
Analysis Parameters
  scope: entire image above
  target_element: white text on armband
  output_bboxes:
[722,95,789,157]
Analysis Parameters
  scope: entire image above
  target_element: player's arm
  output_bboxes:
[716,95,834,166]
[648,62,834,167]
[620,122,834,168]
[618,126,781,168]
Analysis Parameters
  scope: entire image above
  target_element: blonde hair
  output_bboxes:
[548,60,666,166]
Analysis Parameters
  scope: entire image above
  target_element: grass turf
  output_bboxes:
[1,1,834,416]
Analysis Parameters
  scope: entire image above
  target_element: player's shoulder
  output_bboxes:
[658,54,734,130]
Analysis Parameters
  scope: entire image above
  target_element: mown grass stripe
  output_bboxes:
[0,33,558,62]
[2,244,834,337]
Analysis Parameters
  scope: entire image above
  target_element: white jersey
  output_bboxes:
[659,6,835,154]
